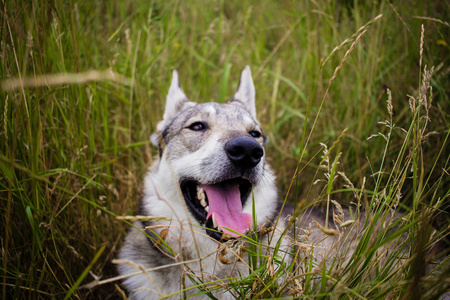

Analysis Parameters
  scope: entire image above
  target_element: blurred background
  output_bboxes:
[1,1,449,298]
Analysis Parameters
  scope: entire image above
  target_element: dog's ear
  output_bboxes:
[163,70,192,121]
[229,65,256,118]
[151,70,194,147]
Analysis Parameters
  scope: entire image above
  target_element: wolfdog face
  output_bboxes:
[142,66,278,243]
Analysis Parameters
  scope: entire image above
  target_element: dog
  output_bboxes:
[117,66,283,299]
[116,66,449,299]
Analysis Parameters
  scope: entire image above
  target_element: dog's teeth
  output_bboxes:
[200,199,207,207]
[204,206,209,212]
[196,186,206,200]
[197,192,205,200]
[212,214,218,228]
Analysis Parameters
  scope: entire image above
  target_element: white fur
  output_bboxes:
[118,66,284,300]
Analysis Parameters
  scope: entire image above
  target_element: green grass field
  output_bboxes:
[1,0,449,298]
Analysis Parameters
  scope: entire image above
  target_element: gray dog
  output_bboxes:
[117,66,283,299]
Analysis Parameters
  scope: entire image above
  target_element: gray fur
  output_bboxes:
[118,66,280,299]
[117,66,446,299]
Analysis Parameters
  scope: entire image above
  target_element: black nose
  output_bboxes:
[225,137,264,168]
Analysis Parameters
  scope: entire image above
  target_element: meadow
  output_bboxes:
[1,0,449,298]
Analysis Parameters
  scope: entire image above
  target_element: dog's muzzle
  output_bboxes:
[180,137,264,241]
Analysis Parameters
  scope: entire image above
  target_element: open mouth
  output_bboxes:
[181,178,253,241]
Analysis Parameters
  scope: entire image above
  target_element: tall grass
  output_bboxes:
[1,0,448,298]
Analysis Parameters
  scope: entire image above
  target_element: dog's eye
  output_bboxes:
[188,122,206,131]
[249,130,261,138]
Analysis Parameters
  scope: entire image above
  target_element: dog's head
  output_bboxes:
[150,66,276,241]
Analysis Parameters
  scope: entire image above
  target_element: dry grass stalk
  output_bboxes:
[322,14,382,67]
[329,29,367,83]
[116,215,172,222]
[1,70,133,91]
[413,16,450,27]
[419,24,425,72]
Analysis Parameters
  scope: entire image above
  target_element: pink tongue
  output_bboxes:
[200,181,252,237]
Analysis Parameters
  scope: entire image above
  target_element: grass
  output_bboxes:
[1,0,449,298]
